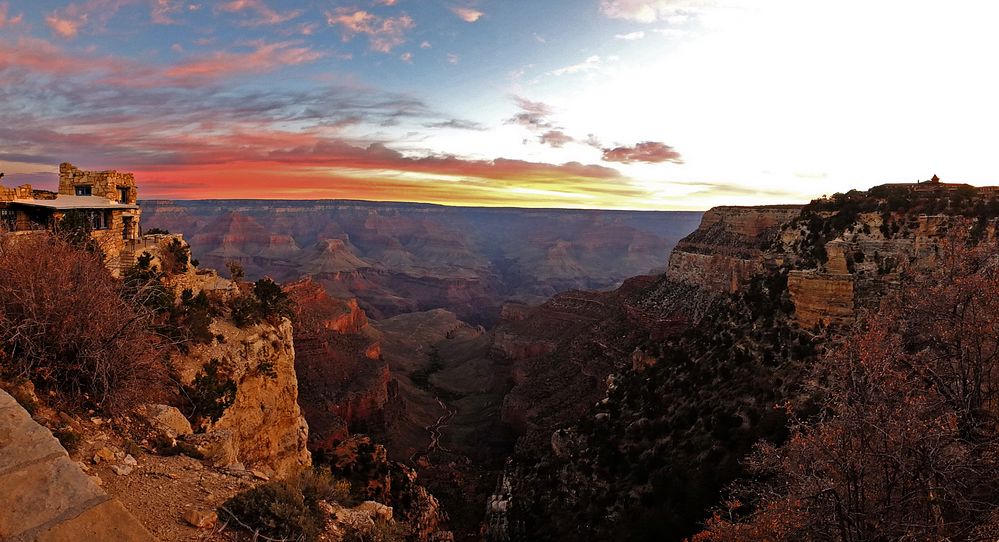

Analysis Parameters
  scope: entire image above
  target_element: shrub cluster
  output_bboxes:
[229,278,294,327]
[222,468,339,542]
[160,238,198,274]
[180,358,237,426]
[0,234,167,412]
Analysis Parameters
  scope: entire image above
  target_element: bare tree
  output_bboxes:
[695,240,999,542]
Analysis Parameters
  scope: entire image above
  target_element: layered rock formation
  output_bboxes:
[786,271,854,328]
[286,278,393,450]
[141,200,702,324]
[666,205,801,293]
[490,180,999,542]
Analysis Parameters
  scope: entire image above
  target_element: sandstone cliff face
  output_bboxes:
[786,271,855,328]
[779,208,994,328]
[666,205,801,293]
[286,278,393,451]
[667,198,998,329]
[173,317,311,477]
[666,250,764,294]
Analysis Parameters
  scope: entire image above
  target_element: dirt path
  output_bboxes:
[410,396,457,464]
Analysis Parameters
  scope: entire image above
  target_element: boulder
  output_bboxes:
[357,501,394,522]
[177,430,237,467]
[135,404,193,440]
[182,509,218,529]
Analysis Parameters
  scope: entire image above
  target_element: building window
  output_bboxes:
[75,185,92,196]
[88,210,110,230]
[0,208,14,231]
[118,187,130,203]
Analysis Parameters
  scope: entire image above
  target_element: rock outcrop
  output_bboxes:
[666,205,801,293]
[324,436,453,542]
[172,317,310,477]
[786,271,855,328]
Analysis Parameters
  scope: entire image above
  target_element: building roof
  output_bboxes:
[11,195,139,210]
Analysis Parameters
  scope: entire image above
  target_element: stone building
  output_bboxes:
[0,162,142,272]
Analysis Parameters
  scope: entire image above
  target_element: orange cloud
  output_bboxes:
[326,8,414,53]
[129,159,640,209]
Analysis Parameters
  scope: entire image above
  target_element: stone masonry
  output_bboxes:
[58,162,138,203]
[0,390,154,541]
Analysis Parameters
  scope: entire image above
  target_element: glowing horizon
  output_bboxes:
[3,1,999,210]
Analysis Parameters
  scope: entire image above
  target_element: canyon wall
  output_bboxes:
[666,205,802,293]
[786,271,855,328]
[286,278,393,451]
[140,200,703,324]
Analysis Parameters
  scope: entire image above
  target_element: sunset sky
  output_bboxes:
[2,1,999,209]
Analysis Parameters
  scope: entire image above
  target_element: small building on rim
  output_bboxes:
[0,162,143,272]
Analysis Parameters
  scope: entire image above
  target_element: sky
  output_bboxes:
[2,1,999,210]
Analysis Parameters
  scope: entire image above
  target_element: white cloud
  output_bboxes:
[615,31,645,40]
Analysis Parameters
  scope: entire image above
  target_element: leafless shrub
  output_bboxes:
[695,239,999,541]
[0,233,169,412]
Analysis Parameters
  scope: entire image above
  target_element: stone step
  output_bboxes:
[0,391,156,541]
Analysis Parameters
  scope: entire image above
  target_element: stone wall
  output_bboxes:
[58,162,137,203]
[0,184,33,202]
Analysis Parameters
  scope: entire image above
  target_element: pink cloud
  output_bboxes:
[164,41,324,80]
[450,7,484,22]
[44,0,134,38]
[218,0,301,26]
[507,96,555,129]
[0,37,116,75]
[46,13,84,38]
[602,141,683,164]
[539,130,573,148]
[599,0,704,23]
[326,9,414,53]
[0,36,322,89]
[152,1,201,24]
[0,3,23,27]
